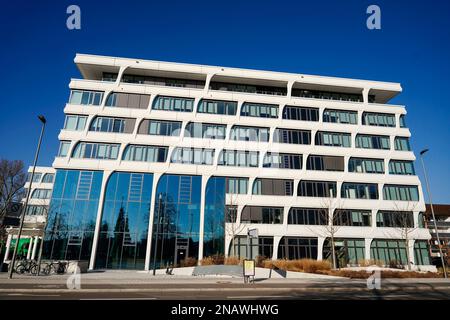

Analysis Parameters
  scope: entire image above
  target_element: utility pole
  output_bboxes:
[420,149,447,278]
[9,115,46,279]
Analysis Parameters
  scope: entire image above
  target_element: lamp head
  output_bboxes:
[38,115,46,124]
[420,148,429,156]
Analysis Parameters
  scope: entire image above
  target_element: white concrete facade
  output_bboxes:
[50,54,432,270]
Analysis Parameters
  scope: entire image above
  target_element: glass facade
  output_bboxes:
[273,128,311,145]
[263,152,302,169]
[230,126,270,142]
[389,160,415,175]
[394,137,411,151]
[323,238,365,267]
[95,172,153,270]
[203,177,226,257]
[43,170,103,261]
[64,115,87,131]
[151,175,201,268]
[414,241,431,265]
[218,150,259,167]
[171,147,215,165]
[341,183,378,199]
[278,237,318,260]
[370,239,408,265]
[72,142,120,160]
[383,185,419,201]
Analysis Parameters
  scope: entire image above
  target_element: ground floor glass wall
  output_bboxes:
[203,177,226,257]
[323,238,365,267]
[95,172,153,270]
[43,170,103,261]
[277,237,318,260]
[150,174,201,268]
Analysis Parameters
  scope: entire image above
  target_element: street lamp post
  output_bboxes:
[8,115,46,279]
[419,148,448,278]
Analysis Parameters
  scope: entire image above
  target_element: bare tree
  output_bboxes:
[0,159,27,256]
[307,194,344,269]
[224,193,248,258]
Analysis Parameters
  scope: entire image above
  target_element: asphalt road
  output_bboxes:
[1,276,449,300]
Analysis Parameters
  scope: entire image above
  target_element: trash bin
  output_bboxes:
[0,262,9,272]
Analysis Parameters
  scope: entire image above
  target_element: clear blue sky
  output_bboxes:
[0,0,448,203]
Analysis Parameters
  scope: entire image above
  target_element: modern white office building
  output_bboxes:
[3,166,55,263]
[42,53,434,271]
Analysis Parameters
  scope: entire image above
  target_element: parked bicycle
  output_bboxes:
[14,259,39,275]
[41,261,68,275]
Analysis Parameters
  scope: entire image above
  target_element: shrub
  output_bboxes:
[180,257,197,267]
[263,259,331,273]
[224,256,242,265]
[357,259,384,267]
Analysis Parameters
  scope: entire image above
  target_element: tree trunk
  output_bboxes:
[331,234,337,269]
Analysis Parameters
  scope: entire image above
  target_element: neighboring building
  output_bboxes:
[424,204,450,266]
[41,53,434,271]
[2,167,55,263]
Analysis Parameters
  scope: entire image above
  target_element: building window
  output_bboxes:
[417,212,425,228]
[292,87,363,102]
[122,145,168,163]
[273,128,311,145]
[277,237,318,260]
[282,105,319,121]
[95,172,154,270]
[197,99,237,115]
[69,90,103,106]
[399,115,407,128]
[306,155,344,171]
[25,205,46,216]
[323,109,358,124]
[210,81,287,96]
[333,209,372,227]
[362,112,396,127]
[122,74,205,88]
[225,177,248,194]
[57,141,71,157]
[241,206,283,224]
[171,148,215,165]
[225,205,238,223]
[229,236,274,260]
[383,185,419,201]
[218,150,259,167]
[64,115,87,131]
[323,238,366,266]
[72,142,120,160]
[414,241,431,265]
[90,117,135,133]
[263,152,302,169]
[288,208,327,225]
[394,137,411,151]
[341,183,378,199]
[140,119,182,136]
[184,122,226,139]
[376,211,414,228]
[355,134,390,150]
[348,157,384,174]
[31,189,52,199]
[315,131,351,147]
[41,173,55,184]
[152,96,194,112]
[298,180,337,197]
[370,239,408,265]
[389,160,415,175]
[230,126,270,142]
[252,178,294,196]
[240,103,278,118]
[27,172,42,183]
